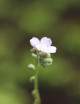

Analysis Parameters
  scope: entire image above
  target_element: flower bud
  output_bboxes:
[46,53,51,58]
[31,48,37,54]
[32,53,37,58]
[39,56,53,67]
[39,52,51,58]
[28,64,35,70]
[46,63,50,66]
[32,90,36,98]
[44,58,53,63]
[29,76,35,82]
[39,52,47,57]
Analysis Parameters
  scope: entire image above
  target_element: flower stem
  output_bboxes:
[34,51,41,104]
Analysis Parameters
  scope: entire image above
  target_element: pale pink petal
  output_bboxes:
[40,44,47,52]
[36,43,46,51]
[30,37,40,48]
[41,37,52,46]
[47,46,57,53]
[36,44,41,51]
[42,46,57,53]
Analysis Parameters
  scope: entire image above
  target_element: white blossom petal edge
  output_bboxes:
[30,37,57,53]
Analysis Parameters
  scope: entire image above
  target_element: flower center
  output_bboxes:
[40,45,44,50]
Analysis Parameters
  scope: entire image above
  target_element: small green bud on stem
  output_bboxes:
[32,90,36,98]
[38,52,52,67]
[46,53,51,58]
[39,52,51,58]
[44,58,53,63]
[28,64,35,70]
[31,48,37,54]
[32,53,37,58]
[29,76,35,82]
[39,52,47,57]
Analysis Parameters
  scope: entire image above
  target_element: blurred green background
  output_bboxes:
[0,0,80,104]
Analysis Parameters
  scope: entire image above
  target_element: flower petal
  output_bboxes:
[36,43,44,51]
[41,37,52,46]
[30,37,40,48]
[46,46,57,53]
[42,46,57,53]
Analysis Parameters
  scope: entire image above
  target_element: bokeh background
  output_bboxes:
[0,0,80,104]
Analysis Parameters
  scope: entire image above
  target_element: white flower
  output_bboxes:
[30,37,57,53]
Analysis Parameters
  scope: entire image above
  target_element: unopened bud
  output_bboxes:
[31,48,37,54]
[29,76,35,82]
[46,63,50,66]
[46,53,51,58]
[39,56,53,67]
[32,90,36,98]
[44,58,53,63]
[28,64,35,70]
[32,53,37,58]
[39,52,47,57]
[39,52,51,58]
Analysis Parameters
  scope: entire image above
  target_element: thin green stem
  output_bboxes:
[34,51,41,104]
